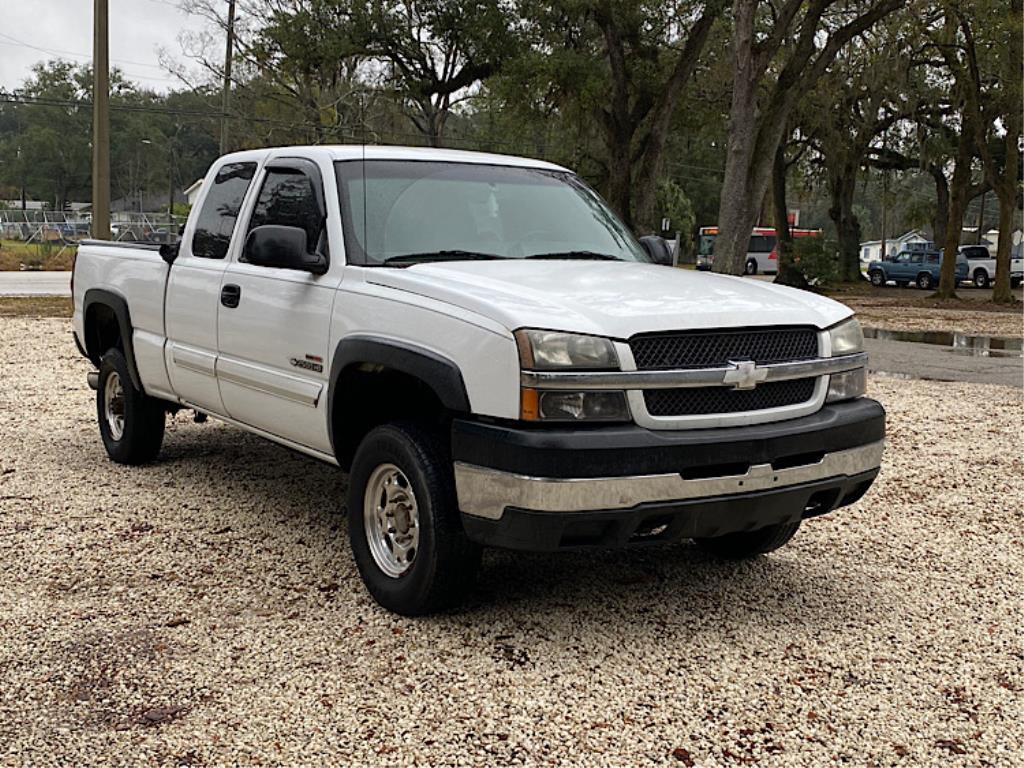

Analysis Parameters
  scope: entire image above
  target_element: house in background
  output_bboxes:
[184,179,203,207]
[859,230,930,274]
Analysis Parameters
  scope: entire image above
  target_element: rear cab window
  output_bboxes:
[190,162,257,259]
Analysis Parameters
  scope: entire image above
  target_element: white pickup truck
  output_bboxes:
[72,146,885,615]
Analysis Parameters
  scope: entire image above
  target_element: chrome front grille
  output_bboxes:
[630,327,819,370]
[643,378,817,417]
[630,327,820,419]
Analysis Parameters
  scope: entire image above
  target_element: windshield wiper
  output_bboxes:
[525,250,623,261]
[381,250,503,267]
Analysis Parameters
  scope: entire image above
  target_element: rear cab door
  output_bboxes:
[164,159,259,416]
[214,153,341,455]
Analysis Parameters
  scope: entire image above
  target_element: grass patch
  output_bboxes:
[0,296,73,318]
[0,239,77,271]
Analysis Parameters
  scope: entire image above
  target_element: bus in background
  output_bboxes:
[696,226,822,275]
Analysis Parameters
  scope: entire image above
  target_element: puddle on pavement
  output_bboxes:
[863,327,1023,357]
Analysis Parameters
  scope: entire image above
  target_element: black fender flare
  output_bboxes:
[327,335,471,455]
[82,288,143,391]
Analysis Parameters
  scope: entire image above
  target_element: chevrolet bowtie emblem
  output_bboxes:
[723,360,768,390]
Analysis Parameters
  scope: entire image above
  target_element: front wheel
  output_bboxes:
[869,270,885,287]
[917,272,933,290]
[693,520,801,559]
[347,422,481,615]
[97,349,166,464]
[744,258,758,276]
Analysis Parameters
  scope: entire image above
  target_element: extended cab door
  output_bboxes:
[215,158,339,454]
[164,161,258,415]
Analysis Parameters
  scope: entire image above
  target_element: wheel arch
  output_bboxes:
[82,288,143,390]
[328,335,471,469]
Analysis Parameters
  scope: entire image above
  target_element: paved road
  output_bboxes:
[0,271,71,296]
[866,337,1022,388]
[747,273,1023,301]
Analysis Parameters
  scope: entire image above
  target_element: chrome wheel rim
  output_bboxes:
[104,371,126,441]
[363,463,419,578]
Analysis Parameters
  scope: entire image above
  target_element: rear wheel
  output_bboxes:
[973,269,989,289]
[744,258,758,276]
[96,349,165,464]
[869,269,885,287]
[347,422,480,615]
[917,272,933,290]
[693,521,801,559]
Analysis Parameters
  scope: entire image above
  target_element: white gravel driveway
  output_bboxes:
[1,319,1022,766]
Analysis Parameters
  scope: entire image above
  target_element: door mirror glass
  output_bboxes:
[243,225,327,274]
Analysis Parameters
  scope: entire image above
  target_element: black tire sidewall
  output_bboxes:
[745,259,757,275]
[347,423,473,615]
[96,349,164,464]
[918,273,931,289]
[870,271,884,286]
[974,270,988,288]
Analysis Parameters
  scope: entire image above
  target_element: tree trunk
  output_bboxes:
[773,141,806,288]
[936,113,973,299]
[992,194,1016,303]
[828,167,861,282]
[604,133,634,229]
[928,165,949,248]
[711,0,759,274]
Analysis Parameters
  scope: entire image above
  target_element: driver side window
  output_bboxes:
[247,168,327,258]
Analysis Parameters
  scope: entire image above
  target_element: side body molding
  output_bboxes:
[82,288,143,390]
[327,335,472,454]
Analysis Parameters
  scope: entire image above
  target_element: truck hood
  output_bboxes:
[365,260,853,338]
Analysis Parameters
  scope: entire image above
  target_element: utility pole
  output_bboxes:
[219,0,236,155]
[879,129,888,259]
[91,0,111,239]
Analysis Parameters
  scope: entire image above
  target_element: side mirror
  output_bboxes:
[639,235,674,266]
[159,242,179,265]
[243,225,328,275]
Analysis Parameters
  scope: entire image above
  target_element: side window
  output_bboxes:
[910,253,924,264]
[926,253,939,264]
[191,162,256,259]
[247,169,326,255]
[894,252,909,263]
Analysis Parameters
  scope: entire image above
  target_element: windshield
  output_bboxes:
[335,160,649,266]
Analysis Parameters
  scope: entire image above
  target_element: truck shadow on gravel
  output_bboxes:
[68,420,887,630]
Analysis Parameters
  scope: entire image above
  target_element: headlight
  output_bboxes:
[515,329,619,370]
[826,367,866,403]
[828,318,864,356]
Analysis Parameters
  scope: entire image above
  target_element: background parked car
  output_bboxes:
[959,244,1024,289]
[868,249,967,289]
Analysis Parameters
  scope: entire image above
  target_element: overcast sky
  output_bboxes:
[0,0,207,92]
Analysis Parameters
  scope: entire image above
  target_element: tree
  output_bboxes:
[352,0,515,146]
[796,23,912,282]
[955,0,1022,303]
[711,0,904,276]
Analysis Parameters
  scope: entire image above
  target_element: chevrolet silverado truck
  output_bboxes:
[72,146,885,615]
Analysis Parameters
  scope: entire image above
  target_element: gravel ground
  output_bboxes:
[2,318,1022,767]
[842,298,1023,338]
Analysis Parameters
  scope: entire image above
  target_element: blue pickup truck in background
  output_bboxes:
[868,249,968,290]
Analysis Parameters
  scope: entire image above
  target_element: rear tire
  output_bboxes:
[917,272,933,290]
[973,269,989,289]
[96,348,165,465]
[744,258,758,276]
[869,270,885,287]
[693,521,801,559]
[347,422,481,615]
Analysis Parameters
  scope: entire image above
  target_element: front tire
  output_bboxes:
[693,520,801,559]
[97,348,165,465]
[869,269,885,287]
[744,258,758,276]
[347,422,481,615]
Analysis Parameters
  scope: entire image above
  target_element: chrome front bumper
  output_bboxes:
[455,439,884,521]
